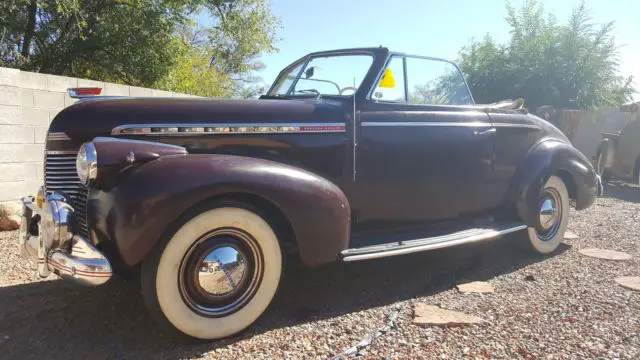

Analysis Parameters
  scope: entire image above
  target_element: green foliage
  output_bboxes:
[458,0,635,110]
[154,44,233,97]
[0,0,279,97]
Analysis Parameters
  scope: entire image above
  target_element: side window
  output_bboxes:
[406,57,472,106]
[372,57,406,102]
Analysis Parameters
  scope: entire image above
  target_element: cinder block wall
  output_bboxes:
[0,67,195,203]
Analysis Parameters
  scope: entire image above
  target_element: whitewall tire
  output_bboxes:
[142,204,282,340]
[524,175,570,254]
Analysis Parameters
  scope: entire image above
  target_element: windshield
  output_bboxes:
[269,54,373,97]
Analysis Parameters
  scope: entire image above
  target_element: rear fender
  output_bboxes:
[507,139,598,227]
[89,154,350,267]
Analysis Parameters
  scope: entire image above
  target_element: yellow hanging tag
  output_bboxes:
[378,68,396,88]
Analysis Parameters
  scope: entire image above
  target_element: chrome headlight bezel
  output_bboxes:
[76,142,97,185]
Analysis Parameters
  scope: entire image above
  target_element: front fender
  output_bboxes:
[508,139,598,227]
[88,154,350,267]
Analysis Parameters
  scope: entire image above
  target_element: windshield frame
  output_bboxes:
[267,49,377,98]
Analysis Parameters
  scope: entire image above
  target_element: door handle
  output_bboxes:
[474,127,497,136]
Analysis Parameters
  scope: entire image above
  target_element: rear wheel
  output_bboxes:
[523,175,570,254]
[141,204,282,340]
[596,151,611,182]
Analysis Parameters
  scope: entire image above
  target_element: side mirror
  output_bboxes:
[304,67,315,79]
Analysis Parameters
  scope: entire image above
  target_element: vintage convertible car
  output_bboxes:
[19,47,600,340]
[596,102,640,184]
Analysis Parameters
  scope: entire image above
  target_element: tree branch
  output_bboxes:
[20,0,37,57]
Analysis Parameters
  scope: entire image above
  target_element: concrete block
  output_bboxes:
[34,161,44,179]
[20,71,47,90]
[151,89,175,97]
[64,94,78,107]
[0,163,31,182]
[21,107,49,126]
[77,79,104,89]
[34,126,48,143]
[21,88,34,107]
[0,105,21,125]
[0,86,22,106]
[0,67,20,87]
[46,74,78,92]
[24,144,45,162]
[33,90,65,109]
[0,144,44,163]
[0,125,34,144]
[26,179,42,195]
[0,180,25,201]
[103,83,130,96]
[130,86,153,97]
[49,108,63,122]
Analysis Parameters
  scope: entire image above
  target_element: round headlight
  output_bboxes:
[76,142,97,185]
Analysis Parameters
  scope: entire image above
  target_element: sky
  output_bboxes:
[256,0,640,99]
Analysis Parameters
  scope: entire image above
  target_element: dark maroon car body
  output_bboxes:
[44,47,598,270]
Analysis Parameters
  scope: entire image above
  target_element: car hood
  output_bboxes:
[47,97,346,151]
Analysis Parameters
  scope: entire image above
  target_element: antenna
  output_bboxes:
[352,76,357,182]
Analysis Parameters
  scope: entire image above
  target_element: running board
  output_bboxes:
[341,223,527,262]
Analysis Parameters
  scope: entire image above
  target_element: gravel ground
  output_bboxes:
[0,182,638,359]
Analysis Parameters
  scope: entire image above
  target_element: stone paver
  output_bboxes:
[564,230,579,239]
[456,281,495,293]
[578,248,632,261]
[615,276,640,292]
[413,303,483,327]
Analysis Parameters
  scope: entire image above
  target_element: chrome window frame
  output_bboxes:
[267,50,376,97]
[366,53,476,106]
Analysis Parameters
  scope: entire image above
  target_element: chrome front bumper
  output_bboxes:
[19,192,112,286]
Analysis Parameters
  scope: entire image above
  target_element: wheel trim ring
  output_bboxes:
[178,228,264,318]
[536,187,563,242]
[596,153,604,175]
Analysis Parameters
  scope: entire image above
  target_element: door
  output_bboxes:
[353,56,496,230]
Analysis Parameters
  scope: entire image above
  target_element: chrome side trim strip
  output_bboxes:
[361,121,489,127]
[361,122,540,130]
[47,132,71,141]
[45,150,78,155]
[341,224,527,262]
[111,123,347,136]
[493,123,541,130]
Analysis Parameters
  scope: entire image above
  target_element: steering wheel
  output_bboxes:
[339,86,358,95]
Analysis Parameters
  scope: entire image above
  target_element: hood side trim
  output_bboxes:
[111,123,346,136]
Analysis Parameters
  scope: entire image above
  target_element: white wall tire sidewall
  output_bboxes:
[155,207,282,340]
[526,176,569,254]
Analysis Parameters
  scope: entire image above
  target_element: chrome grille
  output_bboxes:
[45,152,89,237]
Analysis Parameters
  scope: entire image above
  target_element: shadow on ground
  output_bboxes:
[603,180,640,203]
[0,234,566,359]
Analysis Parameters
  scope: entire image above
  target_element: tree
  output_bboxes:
[458,0,635,110]
[0,0,279,97]
[157,0,279,97]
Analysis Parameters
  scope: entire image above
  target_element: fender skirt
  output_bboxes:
[508,139,598,227]
[88,154,351,267]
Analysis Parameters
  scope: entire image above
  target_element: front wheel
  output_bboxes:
[523,175,570,254]
[141,204,283,340]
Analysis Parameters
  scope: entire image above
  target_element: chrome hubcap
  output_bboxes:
[197,246,248,296]
[538,198,557,231]
[536,188,563,241]
[179,228,263,317]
